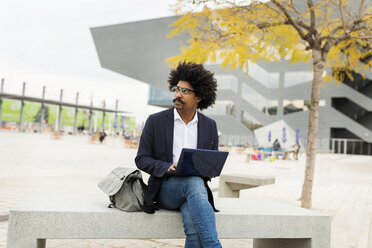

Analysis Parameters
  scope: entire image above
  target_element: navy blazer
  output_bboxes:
[135,107,219,209]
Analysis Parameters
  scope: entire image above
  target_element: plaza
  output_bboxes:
[1,1,371,246]
[0,130,371,247]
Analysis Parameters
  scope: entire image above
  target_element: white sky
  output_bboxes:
[0,0,177,124]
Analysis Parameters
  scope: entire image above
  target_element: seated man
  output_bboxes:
[272,139,281,152]
[135,62,221,248]
[272,139,281,158]
[293,142,300,160]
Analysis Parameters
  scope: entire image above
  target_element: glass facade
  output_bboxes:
[247,61,279,88]
[148,86,173,106]
[215,75,238,93]
[283,99,326,115]
[241,84,278,115]
[203,100,236,117]
[284,71,313,87]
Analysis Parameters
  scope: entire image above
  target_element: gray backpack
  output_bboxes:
[98,167,157,214]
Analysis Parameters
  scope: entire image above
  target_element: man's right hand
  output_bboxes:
[168,163,178,172]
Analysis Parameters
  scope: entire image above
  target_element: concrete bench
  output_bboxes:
[219,174,275,198]
[6,193,330,248]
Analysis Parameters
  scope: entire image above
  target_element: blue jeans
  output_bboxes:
[157,176,222,248]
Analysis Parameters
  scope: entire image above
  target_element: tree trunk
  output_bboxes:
[301,49,325,209]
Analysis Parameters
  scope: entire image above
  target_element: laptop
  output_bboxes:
[174,148,229,178]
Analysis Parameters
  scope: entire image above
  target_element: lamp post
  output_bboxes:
[58,89,63,131]
[73,92,79,135]
[102,100,106,132]
[40,86,46,133]
[0,78,4,129]
[19,82,26,132]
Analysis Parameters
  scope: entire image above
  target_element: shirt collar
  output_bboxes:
[174,108,198,124]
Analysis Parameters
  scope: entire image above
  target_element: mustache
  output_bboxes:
[173,98,184,104]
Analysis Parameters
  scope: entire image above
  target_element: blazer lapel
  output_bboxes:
[197,111,205,149]
[165,108,174,162]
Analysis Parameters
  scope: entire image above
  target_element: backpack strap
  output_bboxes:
[137,178,159,214]
[108,195,115,208]
[128,175,158,214]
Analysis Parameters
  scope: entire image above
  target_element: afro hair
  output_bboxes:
[168,61,217,110]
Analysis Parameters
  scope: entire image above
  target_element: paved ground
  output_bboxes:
[0,130,371,248]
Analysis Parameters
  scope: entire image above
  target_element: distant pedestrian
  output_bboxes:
[99,130,106,144]
[294,142,300,160]
[273,139,281,151]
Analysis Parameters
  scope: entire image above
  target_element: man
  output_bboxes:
[272,138,281,159]
[135,61,221,248]
[273,139,281,151]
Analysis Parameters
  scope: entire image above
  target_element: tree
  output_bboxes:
[167,0,371,208]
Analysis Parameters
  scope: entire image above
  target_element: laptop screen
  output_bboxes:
[176,148,229,177]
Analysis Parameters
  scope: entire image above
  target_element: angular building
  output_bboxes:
[91,16,372,155]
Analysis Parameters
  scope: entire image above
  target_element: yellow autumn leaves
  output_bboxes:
[166,0,371,83]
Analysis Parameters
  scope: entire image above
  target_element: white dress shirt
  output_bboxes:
[173,108,198,164]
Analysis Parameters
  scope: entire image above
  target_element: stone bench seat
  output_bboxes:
[219,174,275,198]
[6,193,330,248]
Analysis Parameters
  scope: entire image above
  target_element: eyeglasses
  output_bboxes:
[170,86,195,95]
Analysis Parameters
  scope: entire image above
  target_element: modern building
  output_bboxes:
[91,16,372,155]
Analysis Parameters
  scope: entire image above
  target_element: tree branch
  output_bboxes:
[263,2,283,16]
[320,26,368,43]
[322,38,335,54]
[358,0,366,20]
[271,0,308,41]
[338,0,348,32]
[307,0,316,31]
[348,34,372,40]
[297,21,312,31]
[289,0,302,15]
[323,14,370,42]
[256,21,289,29]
